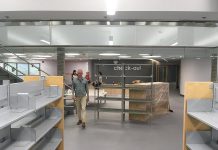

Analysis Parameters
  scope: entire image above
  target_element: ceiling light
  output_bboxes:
[65,53,80,56]
[196,57,201,59]
[3,53,14,56]
[107,11,116,15]
[66,55,75,57]
[40,40,50,45]
[142,55,161,58]
[33,55,52,58]
[8,56,17,59]
[119,56,131,58]
[19,55,27,58]
[32,58,46,60]
[107,21,111,25]
[99,53,120,56]
[16,53,26,56]
[106,0,117,16]
[139,54,150,56]
[171,42,178,46]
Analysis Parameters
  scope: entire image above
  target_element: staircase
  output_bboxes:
[0,65,23,84]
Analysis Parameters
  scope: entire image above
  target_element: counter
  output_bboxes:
[101,82,169,121]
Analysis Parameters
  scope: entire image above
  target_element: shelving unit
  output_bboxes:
[94,63,154,122]
[183,82,218,150]
[0,76,64,150]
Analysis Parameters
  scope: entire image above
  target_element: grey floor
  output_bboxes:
[64,88,184,150]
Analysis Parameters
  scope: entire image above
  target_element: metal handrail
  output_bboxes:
[0,44,73,90]
[0,44,49,76]
[0,60,25,76]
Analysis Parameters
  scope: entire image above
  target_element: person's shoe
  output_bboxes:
[77,120,82,125]
[82,122,86,129]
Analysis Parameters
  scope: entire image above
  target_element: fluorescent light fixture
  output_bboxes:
[3,53,14,56]
[210,55,218,58]
[32,58,46,60]
[99,53,120,56]
[139,54,150,56]
[65,53,80,56]
[66,55,75,57]
[16,53,26,56]
[8,56,17,59]
[107,21,111,25]
[142,55,161,58]
[171,42,178,46]
[196,57,201,59]
[19,55,27,58]
[40,39,50,45]
[33,55,52,58]
[119,56,131,58]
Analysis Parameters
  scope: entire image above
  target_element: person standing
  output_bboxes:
[72,70,77,80]
[72,69,89,129]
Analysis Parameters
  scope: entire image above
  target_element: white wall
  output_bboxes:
[1,0,218,11]
[65,60,89,84]
[29,60,57,76]
[180,58,211,95]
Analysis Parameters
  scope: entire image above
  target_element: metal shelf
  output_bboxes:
[99,108,122,113]
[188,112,218,130]
[95,97,123,101]
[0,94,61,130]
[96,97,152,103]
[32,128,62,150]
[95,62,154,122]
[36,93,62,110]
[187,144,214,150]
[0,109,34,130]
[124,109,151,115]
[2,108,62,150]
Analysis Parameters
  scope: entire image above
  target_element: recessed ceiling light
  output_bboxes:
[196,57,201,59]
[139,54,150,56]
[118,56,131,58]
[99,53,120,56]
[142,55,161,58]
[33,55,52,58]
[65,53,80,56]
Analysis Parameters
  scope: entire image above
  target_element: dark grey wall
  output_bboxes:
[91,59,156,84]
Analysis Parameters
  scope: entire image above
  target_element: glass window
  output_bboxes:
[17,63,28,75]
[5,63,16,75]
[29,63,40,75]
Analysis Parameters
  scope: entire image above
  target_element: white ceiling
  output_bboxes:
[0,46,215,61]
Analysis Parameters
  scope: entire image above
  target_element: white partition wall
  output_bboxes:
[180,58,211,95]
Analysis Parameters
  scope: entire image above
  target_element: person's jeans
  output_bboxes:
[75,96,87,123]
